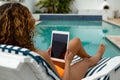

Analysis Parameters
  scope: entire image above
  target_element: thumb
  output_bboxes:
[47,47,51,55]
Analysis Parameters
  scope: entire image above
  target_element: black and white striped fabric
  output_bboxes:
[0,44,61,80]
[0,44,111,80]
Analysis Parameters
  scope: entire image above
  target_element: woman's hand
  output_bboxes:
[64,49,74,64]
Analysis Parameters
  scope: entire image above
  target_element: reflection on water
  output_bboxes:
[102,29,108,34]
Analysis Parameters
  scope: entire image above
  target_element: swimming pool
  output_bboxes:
[34,20,120,58]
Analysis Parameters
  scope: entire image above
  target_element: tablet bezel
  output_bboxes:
[50,30,69,62]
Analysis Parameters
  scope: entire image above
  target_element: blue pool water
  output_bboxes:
[34,21,120,58]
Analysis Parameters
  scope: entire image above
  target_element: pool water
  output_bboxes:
[34,21,120,58]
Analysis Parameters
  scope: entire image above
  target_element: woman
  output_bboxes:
[0,3,105,80]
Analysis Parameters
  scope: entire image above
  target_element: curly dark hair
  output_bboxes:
[0,3,36,51]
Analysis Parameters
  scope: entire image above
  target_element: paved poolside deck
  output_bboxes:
[35,20,41,25]
[104,18,120,49]
[105,35,120,49]
[104,18,120,27]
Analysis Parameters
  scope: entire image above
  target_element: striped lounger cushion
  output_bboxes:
[0,44,60,80]
[0,44,110,80]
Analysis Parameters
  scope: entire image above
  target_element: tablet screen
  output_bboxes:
[51,32,69,59]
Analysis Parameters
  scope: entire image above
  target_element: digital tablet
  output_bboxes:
[51,31,69,62]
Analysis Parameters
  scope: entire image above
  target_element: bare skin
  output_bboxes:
[36,38,105,80]
[68,38,91,58]
[69,43,105,80]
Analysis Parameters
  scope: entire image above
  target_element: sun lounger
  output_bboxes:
[0,44,120,80]
[82,56,120,80]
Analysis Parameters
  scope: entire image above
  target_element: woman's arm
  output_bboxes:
[47,48,74,80]
[62,50,74,80]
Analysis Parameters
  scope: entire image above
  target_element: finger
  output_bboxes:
[69,52,74,60]
[47,46,52,55]
[64,49,69,60]
[47,46,51,52]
